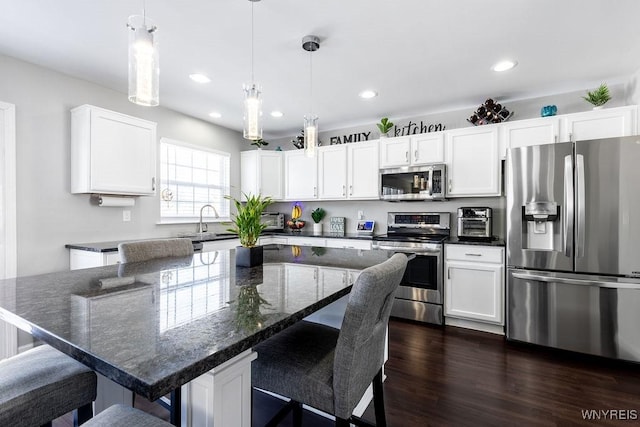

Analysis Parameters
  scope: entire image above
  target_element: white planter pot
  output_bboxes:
[313,223,323,234]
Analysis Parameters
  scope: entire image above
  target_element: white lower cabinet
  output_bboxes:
[444,244,504,333]
[70,249,120,270]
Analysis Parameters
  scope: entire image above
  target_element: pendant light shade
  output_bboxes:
[243,83,263,140]
[127,14,159,107]
[302,35,320,158]
[243,0,262,141]
[304,115,318,158]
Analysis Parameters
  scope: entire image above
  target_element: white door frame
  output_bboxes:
[0,101,17,358]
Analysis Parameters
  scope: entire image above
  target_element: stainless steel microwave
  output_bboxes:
[380,164,447,201]
[260,212,285,230]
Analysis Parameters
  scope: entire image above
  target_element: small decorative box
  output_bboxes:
[329,217,345,233]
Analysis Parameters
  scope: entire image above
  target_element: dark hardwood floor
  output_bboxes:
[53,318,640,426]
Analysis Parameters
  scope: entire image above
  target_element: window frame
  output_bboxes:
[158,137,231,224]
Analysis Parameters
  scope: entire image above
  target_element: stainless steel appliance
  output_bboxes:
[380,164,446,201]
[457,207,492,239]
[372,212,450,324]
[506,136,640,363]
[260,212,284,230]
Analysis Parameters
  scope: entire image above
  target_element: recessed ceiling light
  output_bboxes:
[209,112,222,118]
[270,111,284,118]
[492,60,517,72]
[359,90,378,99]
[189,73,211,83]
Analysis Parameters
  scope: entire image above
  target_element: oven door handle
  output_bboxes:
[372,244,440,255]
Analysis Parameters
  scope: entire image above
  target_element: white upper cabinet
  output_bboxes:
[500,117,561,158]
[379,136,410,168]
[445,125,500,197]
[560,105,637,142]
[411,132,445,164]
[284,150,318,200]
[241,150,283,200]
[347,141,379,199]
[318,141,379,200]
[318,145,348,199]
[71,104,157,195]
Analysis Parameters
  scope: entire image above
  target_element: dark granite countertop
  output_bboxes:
[0,245,392,401]
[65,231,375,253]
[446,236,505,247]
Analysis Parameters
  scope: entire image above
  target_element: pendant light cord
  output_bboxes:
[309,50,313,115]
[251,1,255,83]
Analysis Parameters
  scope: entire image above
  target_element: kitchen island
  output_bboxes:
[0,245,391,426]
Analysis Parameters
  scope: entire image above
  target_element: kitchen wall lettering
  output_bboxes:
[393,120,445,136]
[329,132,371,145]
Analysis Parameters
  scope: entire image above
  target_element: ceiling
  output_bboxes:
[2,0,640,139]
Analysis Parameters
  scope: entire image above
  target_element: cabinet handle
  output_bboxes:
[349,185,353,195]
[465,253,482,257]
[447,267,451,280]
[414,150,418,161]
[343,185,346,197]
[554,135,558,144]
[569,132,573,142]
[405,151,409,162]
[448,178,452,192]
[152,177,156,191]
[314,186,317,197]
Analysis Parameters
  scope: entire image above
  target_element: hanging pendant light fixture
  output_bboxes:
[243,0,263,141]
[302,35,320,158]
[127,2,159,106]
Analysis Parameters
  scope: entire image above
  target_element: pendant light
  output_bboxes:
[243,0,263,141]
[302,35,320,158]
[127,2,159,106]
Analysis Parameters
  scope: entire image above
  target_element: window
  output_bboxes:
[159,138,230,222]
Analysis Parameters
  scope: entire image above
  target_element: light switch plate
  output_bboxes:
[123,210,131,222]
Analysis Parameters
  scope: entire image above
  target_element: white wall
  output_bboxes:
[0,54,245,277]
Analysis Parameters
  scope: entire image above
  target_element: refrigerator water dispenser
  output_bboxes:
[522,201,559,250]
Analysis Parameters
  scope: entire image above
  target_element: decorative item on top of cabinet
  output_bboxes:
[71,104,157,196]
[582,83,611,109]
[376,117,394,138]
[468,99,512,126]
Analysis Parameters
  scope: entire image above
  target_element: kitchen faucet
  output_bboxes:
[198,204,219,234]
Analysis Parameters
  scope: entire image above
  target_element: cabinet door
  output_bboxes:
[318,145,347,199]
[379,137,410,168]
[241,151,283,200]
[348,141,379,199]
[89,107,156,195]
[445,126,500,197]
[258,151,283,200]
[411,132,445,164]
[284,150,317,200]
[501,117,560,157]
[561,106,637,142]
[445,260,504,324]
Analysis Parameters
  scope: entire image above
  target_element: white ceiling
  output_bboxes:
[1,0,640,139]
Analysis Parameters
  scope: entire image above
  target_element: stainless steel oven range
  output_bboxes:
[372,212,450,325]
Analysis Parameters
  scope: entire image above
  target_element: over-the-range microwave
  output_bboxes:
[380,164,447,201]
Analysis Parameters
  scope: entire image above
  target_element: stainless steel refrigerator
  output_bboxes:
[506,135,640,362]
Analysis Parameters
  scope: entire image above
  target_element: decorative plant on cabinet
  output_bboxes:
[311,207,326,234]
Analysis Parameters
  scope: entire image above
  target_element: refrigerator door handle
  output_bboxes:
[563,155,574,257]
[575,154,586,258]
[512,272,640,290]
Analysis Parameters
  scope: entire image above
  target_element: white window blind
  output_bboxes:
[160,138,230,221]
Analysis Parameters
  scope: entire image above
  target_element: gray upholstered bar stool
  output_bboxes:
[0,344,97,427]
[252,253,408,427]
[118,238,194,263]
[83,404,173,427]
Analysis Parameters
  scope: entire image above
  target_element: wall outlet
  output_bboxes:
[122,210,131,222]
[357,210,364,220]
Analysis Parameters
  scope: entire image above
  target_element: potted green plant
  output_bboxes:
[311,207,326,234]
[377,117,394,138]
[251,138,269,148]
[583,83,611,109]
[225,192,273,267]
